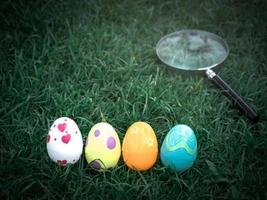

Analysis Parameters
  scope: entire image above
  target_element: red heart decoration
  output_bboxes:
[58,123,67,132]
[57,160,67,166]
[62,134,71,144]
[47,135,51,143]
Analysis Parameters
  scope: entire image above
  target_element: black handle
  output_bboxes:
[206,70,259,122]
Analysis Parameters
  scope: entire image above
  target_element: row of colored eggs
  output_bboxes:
[46,117,197,172]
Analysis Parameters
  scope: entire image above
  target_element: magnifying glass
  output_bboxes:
[156,29,259,122]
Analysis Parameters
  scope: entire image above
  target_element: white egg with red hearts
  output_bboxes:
[46,117,83,166]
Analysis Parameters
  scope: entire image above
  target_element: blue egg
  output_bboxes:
[160,124,197,172]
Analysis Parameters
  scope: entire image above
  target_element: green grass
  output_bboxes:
[1,0,267,199]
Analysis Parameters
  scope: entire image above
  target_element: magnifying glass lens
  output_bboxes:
[156,30,229,70]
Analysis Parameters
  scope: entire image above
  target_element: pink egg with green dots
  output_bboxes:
[84,122,121,171]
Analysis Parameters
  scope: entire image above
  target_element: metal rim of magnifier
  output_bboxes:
[155,29,230,71]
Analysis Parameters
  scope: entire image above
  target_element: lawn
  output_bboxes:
[1,0,267,199]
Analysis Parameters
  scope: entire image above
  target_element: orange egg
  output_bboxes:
[122,122,158,171]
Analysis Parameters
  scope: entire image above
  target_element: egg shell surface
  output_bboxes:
[84,122,121,171]
[160,124,197,172]
[122,122,158,171]
[46,117,83,166]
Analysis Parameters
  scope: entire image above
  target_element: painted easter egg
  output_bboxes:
[84,122,121,171]
[46,117,83,166]
[122,122,158,171]
[160,124,197,172]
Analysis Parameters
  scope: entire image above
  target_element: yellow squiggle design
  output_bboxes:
[166,133,196,155]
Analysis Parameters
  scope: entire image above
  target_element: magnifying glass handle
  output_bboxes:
[206,69,259,122]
